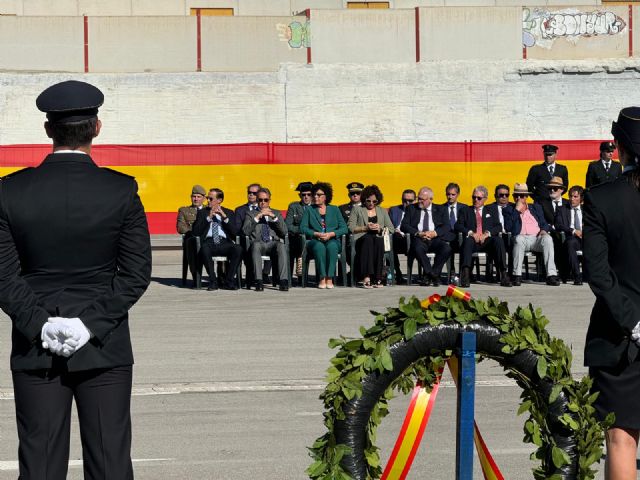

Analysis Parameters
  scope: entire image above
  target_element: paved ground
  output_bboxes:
[0,249,611,479]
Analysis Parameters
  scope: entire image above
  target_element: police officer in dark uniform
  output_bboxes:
[526,144,569,203]
[585,141,622,188]
[0,80,151,479]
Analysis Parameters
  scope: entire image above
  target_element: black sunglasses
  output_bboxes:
[247,190,259,195]
[472,196,484,201]
[514,193,528,198]
[350,191,361,196]
[207,197,216,201]
[402,198,414,203]
[497,193,509,198]
[257,198,270,203]
[300,192,312,197]
[548,187,562,192]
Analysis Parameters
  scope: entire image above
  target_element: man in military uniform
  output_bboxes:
[0,80,151,479]
[285,181,313,279]
[177,184,206,234]
[585,141,622,188]
[526,144,569,203]
[338,181,363,222]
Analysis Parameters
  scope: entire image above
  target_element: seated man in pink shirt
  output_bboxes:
[503,183,560,286]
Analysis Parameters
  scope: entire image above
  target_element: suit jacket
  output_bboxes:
[555,204,582,236]
[402,203,455,242]
[388,204,406,229]
[454,204,502,238]
[300,204,348,239]
[242,209,287,242]
[583,173,640,367]
[192,206,238,241]
[285,201,309,235]
[441,202,468,229]
[585,159,622,188]
[348,205,395,241]
[0,153,152,372]
[488,201,514,232]
[503,203,550,235]
[526,162,569,202]
[176,205,198,234]
[539,198,570,228]
[233,203,258,234]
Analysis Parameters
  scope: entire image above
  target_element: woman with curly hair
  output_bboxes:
[300,182,348,289]
[348,185,395,288]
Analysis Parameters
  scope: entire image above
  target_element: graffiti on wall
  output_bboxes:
[276,20,310,49]
[523,8,627,48]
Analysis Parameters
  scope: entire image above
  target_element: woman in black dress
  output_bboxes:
[584,107,640,479]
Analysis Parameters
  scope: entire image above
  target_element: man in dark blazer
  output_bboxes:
[388,188,416,283]
[401,186,453,286]
[538,176,570,281]
[526,144,569,203]
[555,185,585,285]
[585,141,622,188]
[0,81,151,479]
[243,187,289,292]
[454,185,510,287]
[192,188,242,290]
[234,183,268,287]
[441,182,468,277]
[503,183,560,286]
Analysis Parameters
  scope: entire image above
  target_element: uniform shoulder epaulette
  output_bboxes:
[101,167,134,179]
[1,167,33,181]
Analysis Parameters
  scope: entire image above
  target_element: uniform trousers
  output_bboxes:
[200,237,242,287]
[13,365,133,480]
[251,240,288,283]
[307,238,341,277]
[410,237,451,277]
[460,236,507,271]
[512,234,557,276]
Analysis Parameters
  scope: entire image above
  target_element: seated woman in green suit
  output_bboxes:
[300,181,348,289]
[348,184,395,288]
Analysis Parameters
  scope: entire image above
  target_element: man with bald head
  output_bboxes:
[400,186,453,286]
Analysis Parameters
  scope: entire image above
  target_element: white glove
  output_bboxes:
[41,319,80,357]
[631,321,640,347]
[47,317,91,356]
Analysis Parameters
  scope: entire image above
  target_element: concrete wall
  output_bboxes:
[420,7,521,60]
[312,9,416,63]
[88,17,196,72]
[1,61,639,145]
[201,16,307,71]
[0,17,84,72]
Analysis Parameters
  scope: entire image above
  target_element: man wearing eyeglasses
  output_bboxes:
[401,187,453,286]
[539,177,570,281]
[286,181,314,280]
[389,189,416,284]
[234,183,269,288]
[338,182,364,223]
[503,183,560,287]
[243,188,289,292]
[192,188,242,290]
[454,186,511,288]
[526,144,569,203]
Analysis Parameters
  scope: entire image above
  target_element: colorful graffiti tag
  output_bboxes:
[276,20,310,49]
[523,8,626,48]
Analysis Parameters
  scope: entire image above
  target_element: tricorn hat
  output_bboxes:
[612,107,640,157]
[191,184,206,196]
[347,182,364,192]
[295,181,313,192]
[36,80,104,124]
[545,176,566,191]
[513,182,532,195]
[599,141,615,152]
[542,144,558,153]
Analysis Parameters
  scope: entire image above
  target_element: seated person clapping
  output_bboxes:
[348,185,395,288]
[300,182,348,289]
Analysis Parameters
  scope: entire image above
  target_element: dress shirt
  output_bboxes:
[552,200,561,212]
[520,208,540,236]
[419,206,434,232]
[570,206,582,231]
[497,205,506,231]
[206,214,228,239]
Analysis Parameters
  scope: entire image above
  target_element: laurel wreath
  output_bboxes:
[307,295,613,480]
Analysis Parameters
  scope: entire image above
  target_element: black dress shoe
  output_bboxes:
[459,267,471,288]
[395,276,406,285]
[573,275,583,286]
[223,283,239,291]
[207,283,218,291]
[499,271,512,287]
[430,274,441,287]
[279,280,289,291]
[512,275,521,287]
[255,281,264,292]
[546,275,561,286]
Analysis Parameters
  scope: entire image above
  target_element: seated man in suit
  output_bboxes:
[401,187,453,286]
[585,141,621,187]
[442,182,467,278]
[555,185,584,285]
[192,188,242,290]
[234,183,270,287]
[243,187,289,292]
[285,181,313,279]
[455,185,511,288]
[503,183,560,286]
[388,188,416,284]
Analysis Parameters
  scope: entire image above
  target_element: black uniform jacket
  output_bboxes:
[585,159,622,188]
[454,204,503,237]
[401,203,455,242]
[526,162,569,202]
[192,206,238,241]
[0,153,152,372]
[583,173,640,367]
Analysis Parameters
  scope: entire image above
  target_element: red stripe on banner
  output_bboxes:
[415,7,420,63]
[146,212,176,234]
[84,16,89,73]
[196,9,202,72]
[629,5,634,58]
[0,140,611,168]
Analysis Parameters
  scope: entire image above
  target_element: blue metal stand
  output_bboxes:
[456,331,476,480]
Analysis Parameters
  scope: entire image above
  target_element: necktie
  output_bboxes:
[548,164,554,176]
[554,201,560,212]
[422,209,430,232]
[475,208,483,235]
[574,208,581,231]
[604,161,610,173]
[449,205,455,229]
[261,221,271,242]
[211,217,221,244]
